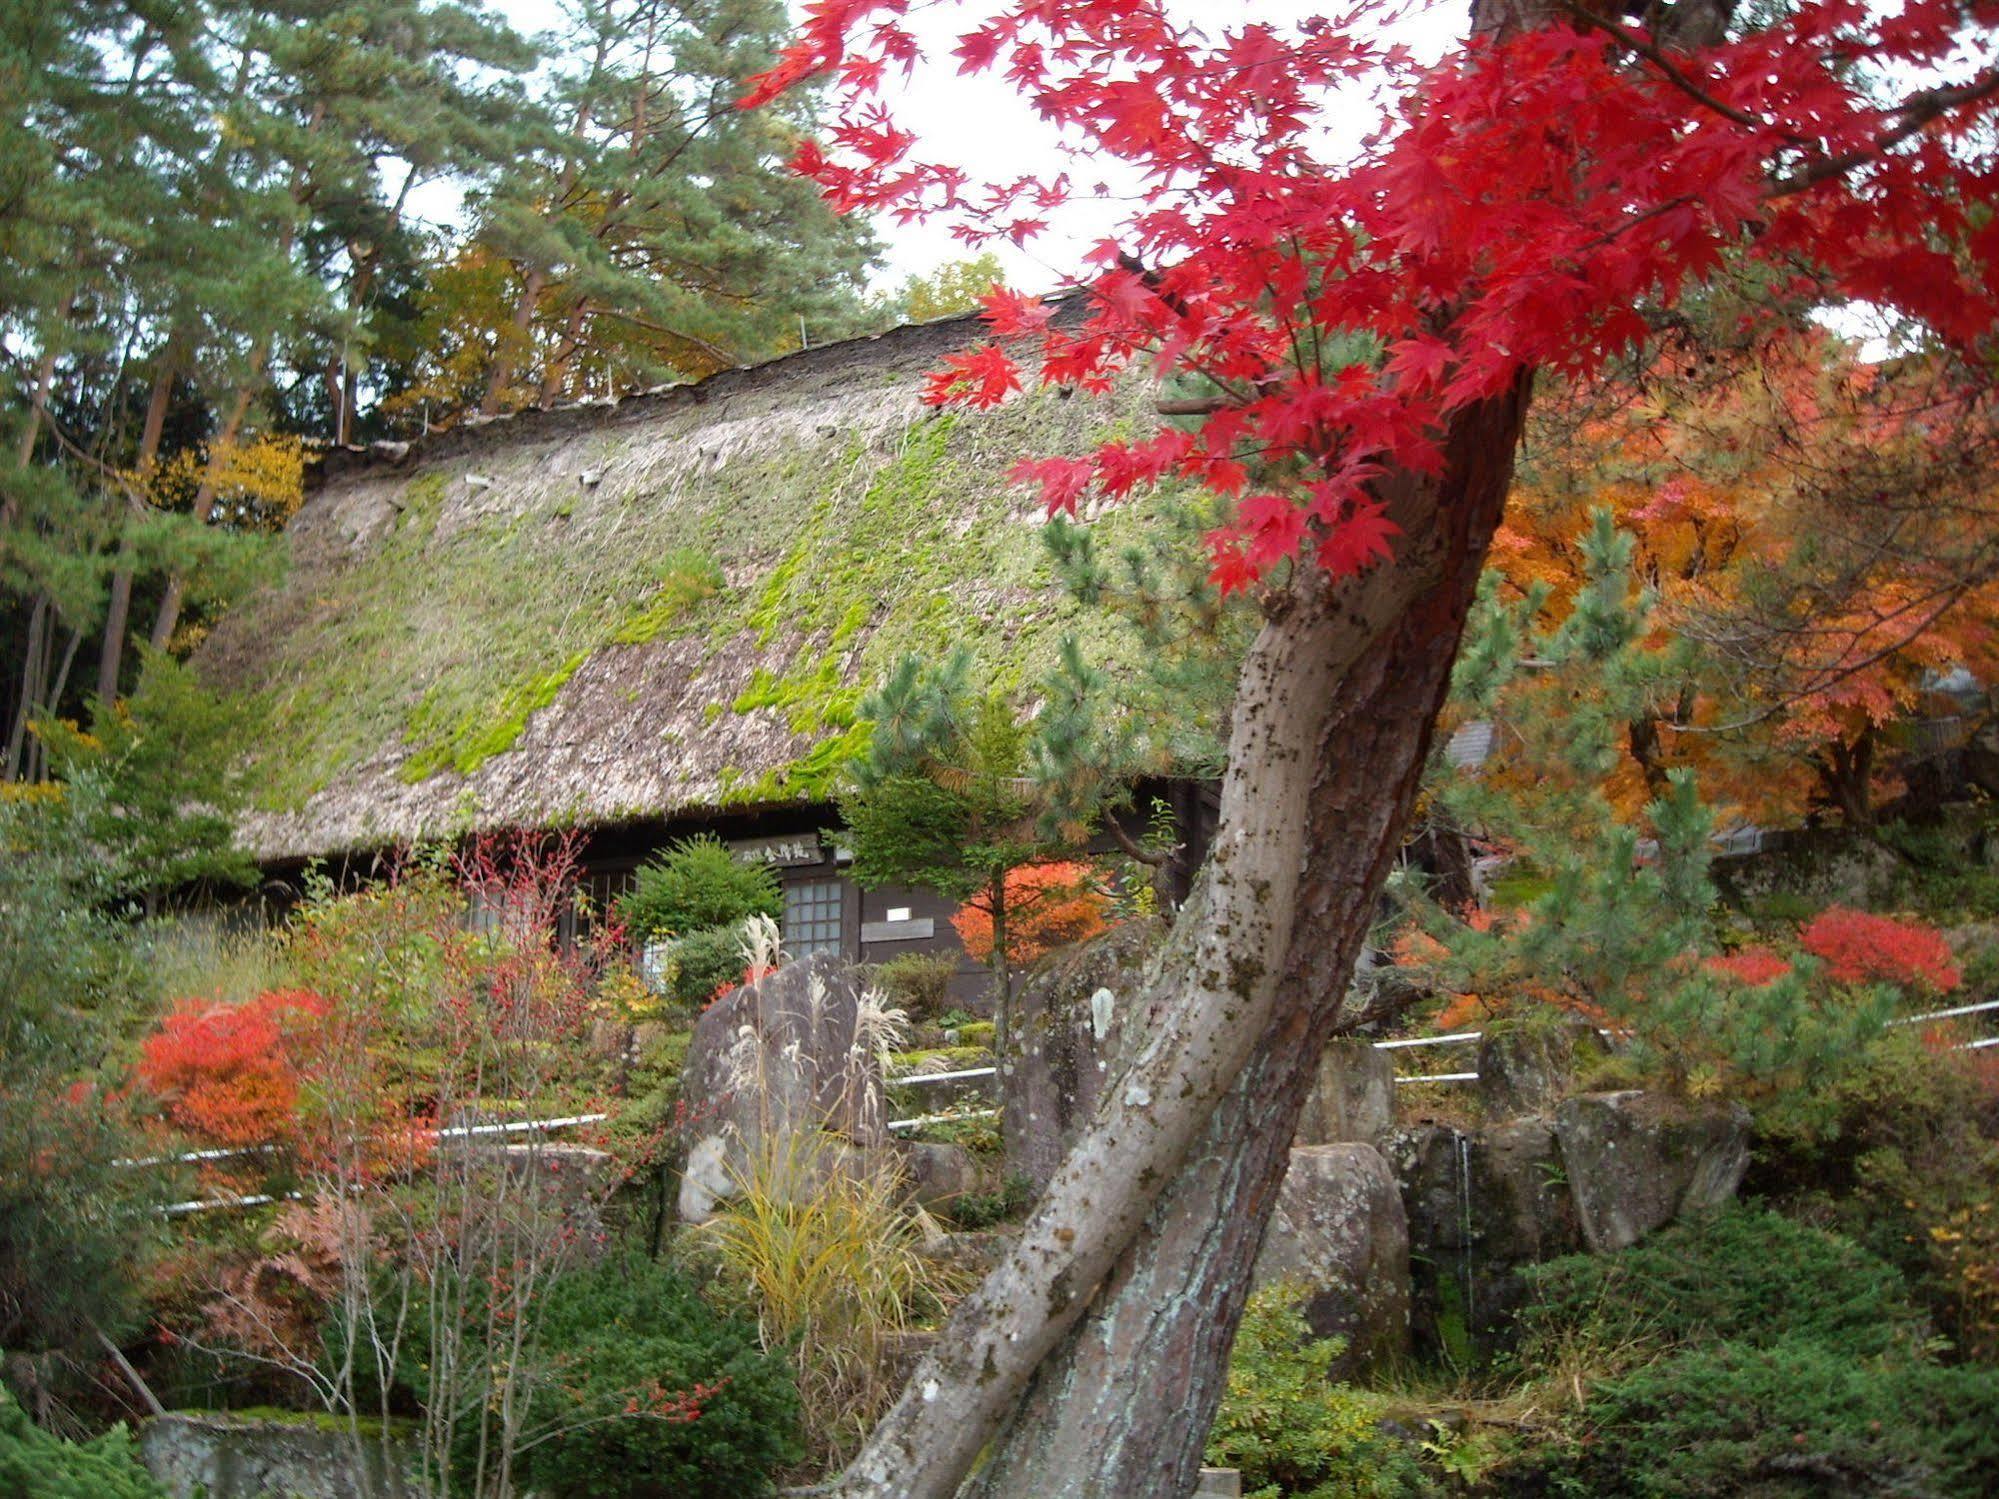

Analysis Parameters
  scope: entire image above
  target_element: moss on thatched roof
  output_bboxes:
[201,311,1172,862]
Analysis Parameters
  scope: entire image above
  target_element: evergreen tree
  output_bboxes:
[1405,515,1893,1098]
[839,652,1072,1053]
[455,0,878,415]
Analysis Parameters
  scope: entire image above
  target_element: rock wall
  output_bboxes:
[141,1413,415,1499]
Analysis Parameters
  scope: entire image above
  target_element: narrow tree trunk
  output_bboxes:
[96,352,178,703]
[538,297,592,408]
[23,601,59,783]
[990,876,1011,1061]
[482,266,548,415]
[5,594,50,780]
[830,378,1530,1498]
[150,380,257,650]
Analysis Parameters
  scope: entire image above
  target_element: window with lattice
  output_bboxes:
[783,878,845,958]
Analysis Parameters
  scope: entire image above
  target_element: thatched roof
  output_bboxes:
[201,309,1172,862]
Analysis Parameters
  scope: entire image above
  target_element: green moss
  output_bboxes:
[224,370,1191,816]
[888,1045,991,1075]
[718,721,873,807]
[730,656,862,735]
[399,651,587,782]
[196,1406,415,1439]
[611,549,723,646]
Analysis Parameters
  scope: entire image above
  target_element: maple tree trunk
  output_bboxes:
[830,380,1529,1498]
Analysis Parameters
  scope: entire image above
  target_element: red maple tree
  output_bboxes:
[138,988,329,1149]
[749,2,1999,1491]
[950,860,1111,965]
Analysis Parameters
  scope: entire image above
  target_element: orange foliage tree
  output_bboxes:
[138,988,329,1149]
[951,861,1111,968]
[1483,332,1999,829]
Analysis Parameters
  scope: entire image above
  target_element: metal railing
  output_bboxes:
[138,1113,611,1215]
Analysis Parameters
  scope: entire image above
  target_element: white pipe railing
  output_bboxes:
[888,1066,997,1087]
[1395,1071,1481,1086]
[436,1112,607,1140]
[888,1107,999,1133]
[117,1144,271,1170]
[1374,1031,1481,1052]
[132,1113,612,1205]
[163,1191,301,1218]
[1893,997,1999,1026]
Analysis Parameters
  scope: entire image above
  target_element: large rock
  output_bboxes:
[1251,1143,1411,1376]
[1383,1120,1581,1361]
[1002,920,1163,1193]
[676,953,893,1222]
[1475,1023,1583,1119]
[1294,1039,1396,1146]
[895,1139,981,1211]
[1554,1091,1752,1251]
[142,1412,414,1498]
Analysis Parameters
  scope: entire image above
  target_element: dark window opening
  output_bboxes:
[784,878,845,959]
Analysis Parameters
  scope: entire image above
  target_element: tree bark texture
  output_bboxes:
[966,383,1530,1496]
[830,377,1530,1498]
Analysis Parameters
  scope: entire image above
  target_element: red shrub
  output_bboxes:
[138,989,328,1147]
[952,861,1111,966]
[1800,908,1961,994]
[1707,946,1794,987]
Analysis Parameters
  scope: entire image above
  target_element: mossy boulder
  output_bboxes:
[1250,1143,1412,1378]
[1001,918,1165,1193]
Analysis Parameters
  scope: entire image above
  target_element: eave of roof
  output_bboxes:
[200,302,1190,862]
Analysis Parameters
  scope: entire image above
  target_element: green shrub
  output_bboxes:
[944,1173,1031,1230]
[617,837,780,942]
[0,1384,163,1498]
[1553,1339,1999,1497]
[1748,1034,1999,1358]
[0,787,162,1359]
[871,951,957,1018]
[662,922,756,1006]
[1521,1208,1926,1366]
[1206,1283,1433,1498]
[437,1255,803,1498]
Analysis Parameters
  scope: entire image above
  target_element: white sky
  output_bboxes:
[483,0,1469,290]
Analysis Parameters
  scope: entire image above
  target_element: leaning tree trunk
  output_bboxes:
[829,377,1530,1498]
[965,386,1527,1494]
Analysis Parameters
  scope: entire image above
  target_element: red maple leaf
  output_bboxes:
[1317,500,1401,578]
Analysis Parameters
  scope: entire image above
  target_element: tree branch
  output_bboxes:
[1559,3,1788,139]
[1769,68,1999,198]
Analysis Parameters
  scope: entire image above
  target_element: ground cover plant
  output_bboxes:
[1512,1210,1999,1496]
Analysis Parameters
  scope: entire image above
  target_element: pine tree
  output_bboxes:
[1408,516,1893,1098]
[839,652,1069,1053]
[460,0,877,414]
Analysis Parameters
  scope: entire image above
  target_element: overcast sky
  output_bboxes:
[485,0,1468,290]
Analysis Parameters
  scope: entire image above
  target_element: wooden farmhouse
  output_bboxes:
[198,308,1218,984]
